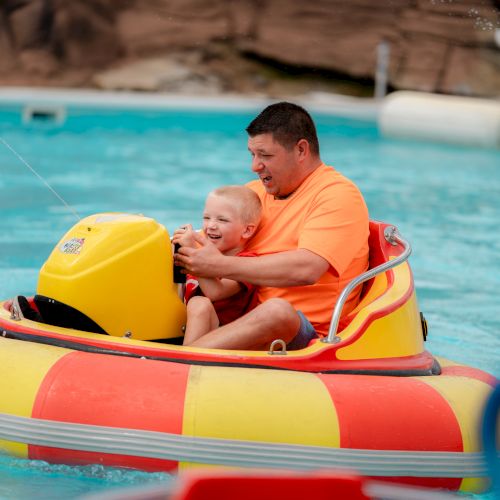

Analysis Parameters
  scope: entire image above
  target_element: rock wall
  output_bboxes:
[0,0,499,97]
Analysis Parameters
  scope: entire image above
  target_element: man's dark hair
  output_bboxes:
[246,102,320,156]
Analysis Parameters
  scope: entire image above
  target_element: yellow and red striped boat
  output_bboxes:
[0,214,497,494]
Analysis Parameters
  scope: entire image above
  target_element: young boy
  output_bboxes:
[173,185,262,346]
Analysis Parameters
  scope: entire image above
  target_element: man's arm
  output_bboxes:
[175,232,330,287]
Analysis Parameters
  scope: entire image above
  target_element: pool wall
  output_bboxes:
[2,87,499,148]
[0,87,379,122]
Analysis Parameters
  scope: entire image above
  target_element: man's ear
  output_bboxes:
[295,138,309,161]
[241,223,257,239]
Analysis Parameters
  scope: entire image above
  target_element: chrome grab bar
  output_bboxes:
[323,226,412,344]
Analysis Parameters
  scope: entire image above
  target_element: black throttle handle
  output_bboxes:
[173,243,186,283]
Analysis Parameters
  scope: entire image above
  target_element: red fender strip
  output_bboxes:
[175,470,370,500]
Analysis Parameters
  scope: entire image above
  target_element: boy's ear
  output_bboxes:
[241,223,257,239]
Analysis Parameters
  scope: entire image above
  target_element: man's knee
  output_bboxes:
[258,298,299,331]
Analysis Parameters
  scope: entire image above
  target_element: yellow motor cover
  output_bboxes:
[37,213,186,340]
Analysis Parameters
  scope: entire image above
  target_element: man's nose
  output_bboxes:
[251,156,263,172]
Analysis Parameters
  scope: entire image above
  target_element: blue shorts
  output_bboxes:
[287,311,318,350]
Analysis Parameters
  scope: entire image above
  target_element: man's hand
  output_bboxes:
[174,231,225,278]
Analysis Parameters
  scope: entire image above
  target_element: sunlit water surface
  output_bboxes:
[0,106,499,499]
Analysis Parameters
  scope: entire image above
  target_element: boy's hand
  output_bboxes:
[172,224,196,248]
[174,231,224,278]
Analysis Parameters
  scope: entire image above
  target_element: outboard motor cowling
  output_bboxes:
[37,213,186,340]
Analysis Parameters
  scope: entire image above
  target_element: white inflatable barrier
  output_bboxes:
[379,91,500,148]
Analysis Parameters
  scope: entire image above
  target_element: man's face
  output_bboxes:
[247,133,299,198]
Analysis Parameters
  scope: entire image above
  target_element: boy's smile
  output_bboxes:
[203,194,252,255]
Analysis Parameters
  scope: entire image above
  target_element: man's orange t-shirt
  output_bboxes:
[246,163,369,337]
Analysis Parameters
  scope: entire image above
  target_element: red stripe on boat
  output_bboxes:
[318,373,463,490]
[30,350,190,471]
[440,364,498,386]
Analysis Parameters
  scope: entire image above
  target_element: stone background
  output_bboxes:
[1,0,499,98]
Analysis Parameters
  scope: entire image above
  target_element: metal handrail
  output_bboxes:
[323,226,412,344]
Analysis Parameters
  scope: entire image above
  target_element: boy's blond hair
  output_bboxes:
[209,185,262,226]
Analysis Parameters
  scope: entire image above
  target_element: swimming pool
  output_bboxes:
[0,95,499,499]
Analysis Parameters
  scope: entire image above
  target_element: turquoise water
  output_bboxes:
[0,454,172,499]
[0,105,499,499]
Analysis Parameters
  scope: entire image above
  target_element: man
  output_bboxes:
[175,102,369,350]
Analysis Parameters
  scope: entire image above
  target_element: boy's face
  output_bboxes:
[203,194,253,254]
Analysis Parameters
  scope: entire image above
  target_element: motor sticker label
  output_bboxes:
[59,237,85,255]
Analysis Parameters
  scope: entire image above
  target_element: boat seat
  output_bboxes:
[335,221,394,334]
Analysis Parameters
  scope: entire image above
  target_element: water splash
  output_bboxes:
[468,8,497,31]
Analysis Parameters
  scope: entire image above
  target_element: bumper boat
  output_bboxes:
[0,213,497,494]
